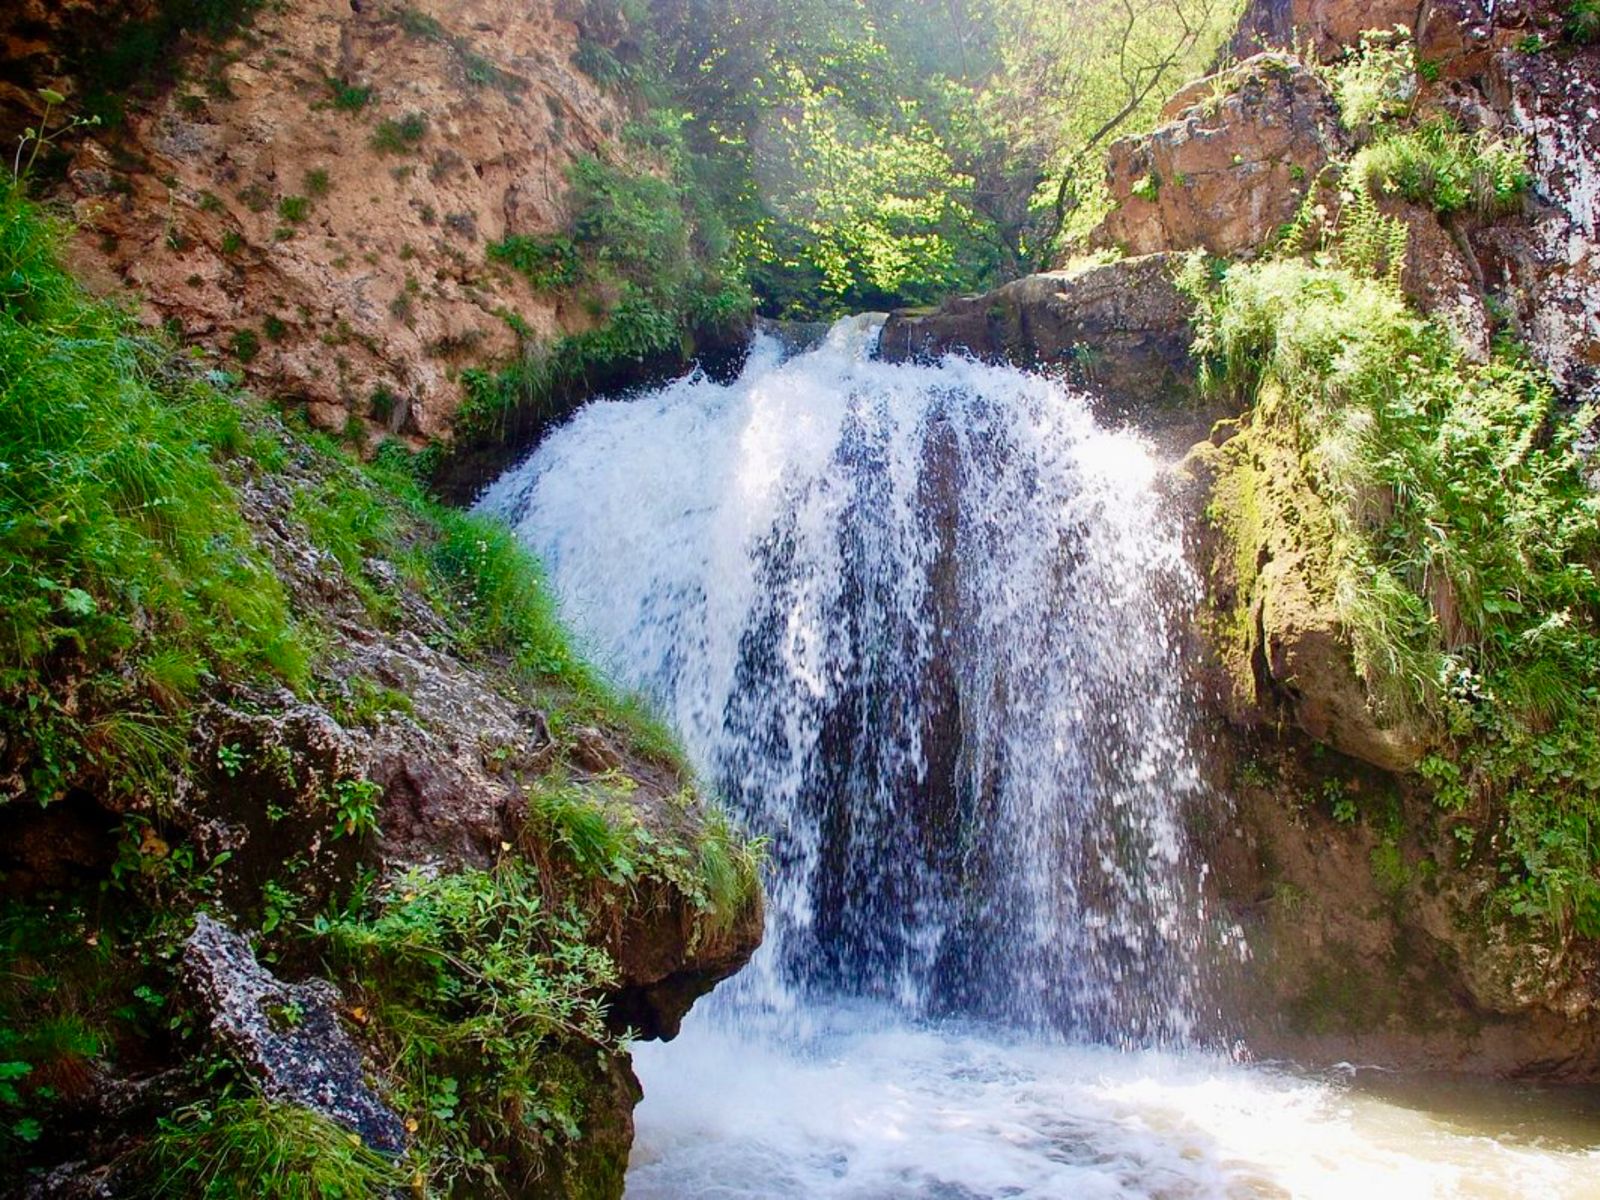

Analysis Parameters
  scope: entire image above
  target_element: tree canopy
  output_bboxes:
[602,0,1240,316]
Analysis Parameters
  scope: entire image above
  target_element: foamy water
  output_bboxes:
[628,1005,1600,1199]
[480,320,1600,1198]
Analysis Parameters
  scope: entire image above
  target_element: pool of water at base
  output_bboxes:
[625,1002,1600,1200]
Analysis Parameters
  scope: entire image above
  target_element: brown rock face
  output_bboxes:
[41,0,631,443]
[878,253,1202,423]
[1475,44,1600,404]
[1093,54,1347,260]
[1228,0,1421,62]
[1178,407,1428,775]
[1198,734,1600,1078]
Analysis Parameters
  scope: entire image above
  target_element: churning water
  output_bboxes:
[480,320,1600,1198]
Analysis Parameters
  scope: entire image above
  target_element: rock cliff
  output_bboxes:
[3,0,634,444]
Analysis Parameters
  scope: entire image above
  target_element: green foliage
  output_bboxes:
[1325,25,1417,130]
[324,76,374,113]
[230,327,261,362]
[529,777,764,941]
[319,864,617,1191]
[1568,1,1600,43]
[136,1097,403,1198]
[456,143,749,447]
[487,234,578,291]
[1355,118,1531,218]
[645,0,1236,312]
[331,778,382,840]
[0,187,302,805]
[370,113,429,155]
[1189,245,1600,938]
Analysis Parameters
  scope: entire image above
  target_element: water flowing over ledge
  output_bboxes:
[479,320,1600,1198]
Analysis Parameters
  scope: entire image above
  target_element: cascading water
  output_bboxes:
[479,320,1600,1199]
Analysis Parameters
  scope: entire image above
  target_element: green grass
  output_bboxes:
[1188,248,1600,936]
[528,776,763,941]
[1355,118,1531,218]
[0,186,303,804]
[135,1097,403,1198]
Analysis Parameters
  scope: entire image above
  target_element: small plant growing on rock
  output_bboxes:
[1569,1,1600,42]
[487,234,577,290]
[331,778,381,840]
[325,75,374,112]
[1130,172,1160,203]
[304,168,331,198]
[1326,26,1417,131]
[370,112,428,155]
[277,195,310,224]
[229,329,260,363]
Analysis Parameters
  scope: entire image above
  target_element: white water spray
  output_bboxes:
[479,320,1600,1198]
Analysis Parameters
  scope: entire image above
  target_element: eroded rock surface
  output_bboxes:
[7,0,631,443]
[182,915,407,1153]
[878,253,1201,427]
[1094,55,1346,260]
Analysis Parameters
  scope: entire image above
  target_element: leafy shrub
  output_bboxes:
[370,112,428,155]
[487,234,578,290]
[276,195,310,224]
[1326,26,1417,129]
[324,76,373,112]
[230,327,260,361]
[319,864,616,1190]
[81,0,265,126]
[574,38,628,87]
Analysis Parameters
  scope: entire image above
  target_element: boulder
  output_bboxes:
[181,914,407,1154]
[878,253,1198,405]
[1093,54,1347,260]
[1180,405,1428,774]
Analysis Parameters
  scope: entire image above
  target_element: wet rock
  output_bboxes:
[879,253,1199,404]
[181,914,407,1154]
[1093,55,1347,260]
[1180,410,1427,774]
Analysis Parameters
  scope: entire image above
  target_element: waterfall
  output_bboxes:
[477,319,1600,1199]
[478,316,1211,1044]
